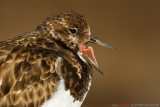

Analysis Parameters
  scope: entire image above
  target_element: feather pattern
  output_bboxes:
[0,34,60,106]
[0,11,94,107]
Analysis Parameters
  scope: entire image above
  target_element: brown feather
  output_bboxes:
[6,94,12,106]
[0,11,93,107]
[1,71,15,95]
[14,62,24,81]
[10,92,21,105]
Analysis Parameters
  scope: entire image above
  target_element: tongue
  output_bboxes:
[82,45,98,66]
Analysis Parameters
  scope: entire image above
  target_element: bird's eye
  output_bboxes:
[69,28,78,34]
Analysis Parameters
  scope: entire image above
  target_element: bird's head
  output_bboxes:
[37,11,115,74]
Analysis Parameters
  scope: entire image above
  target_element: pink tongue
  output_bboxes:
[82,45,98,66]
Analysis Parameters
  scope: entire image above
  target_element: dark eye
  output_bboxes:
[69,28,78,34]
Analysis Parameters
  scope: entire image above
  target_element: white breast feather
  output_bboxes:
[0,79,2,86]
[42,57,92,107]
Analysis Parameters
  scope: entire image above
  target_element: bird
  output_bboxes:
[0,11,115,107]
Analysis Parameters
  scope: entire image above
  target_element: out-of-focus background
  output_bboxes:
[0,0,160,107]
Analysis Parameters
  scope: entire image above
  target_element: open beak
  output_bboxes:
[89,35,116,50]
[83,35,115,74]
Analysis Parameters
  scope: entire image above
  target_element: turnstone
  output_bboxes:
[0,11,115,107]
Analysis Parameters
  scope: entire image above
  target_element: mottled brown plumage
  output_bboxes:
[0,11,91,107]
[0,11,115,107]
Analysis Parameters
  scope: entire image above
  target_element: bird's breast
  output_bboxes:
[42,77,92,107]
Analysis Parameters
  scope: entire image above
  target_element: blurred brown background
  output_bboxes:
[0,0,160,107]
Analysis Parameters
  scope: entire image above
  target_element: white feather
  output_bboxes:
[0,79,2,86]
[42,57,92,107]
[42,79,83,107]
